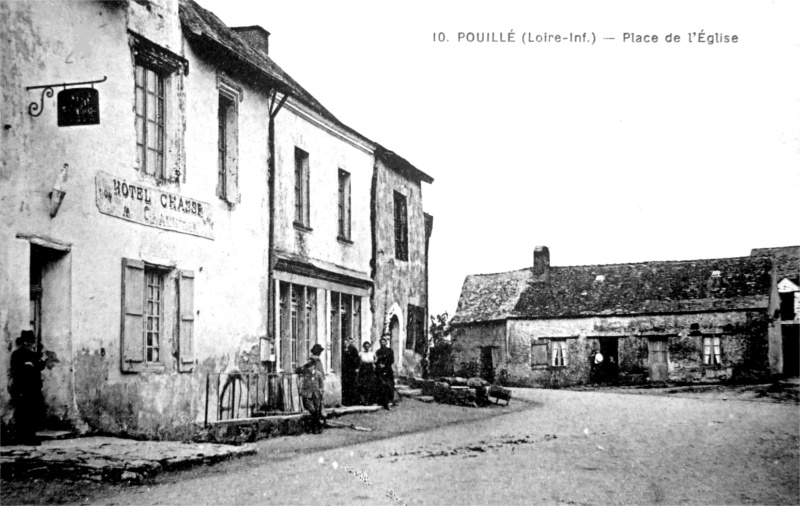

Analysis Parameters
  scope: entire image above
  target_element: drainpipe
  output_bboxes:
[266,89,288,372]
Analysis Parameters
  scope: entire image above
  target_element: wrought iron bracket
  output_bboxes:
[26,76,107,117]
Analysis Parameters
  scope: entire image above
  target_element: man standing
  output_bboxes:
[296,343,326,434]
[375,336,395,410]
[342,338,360,406]
[9,330,47,445]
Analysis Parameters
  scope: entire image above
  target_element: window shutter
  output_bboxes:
[226,146,239,204]
[121,258,145,372]
[532,342,548,366]
[178,270,195,371]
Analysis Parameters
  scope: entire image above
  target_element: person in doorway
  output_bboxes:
[342,338,360,406]
[589,347,604,383]
[375,336,395,410]
[357,341,377,405]
[296,343,326,434]
[9,330,47,445]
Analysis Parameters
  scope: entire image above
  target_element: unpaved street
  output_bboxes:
[83,388,799,506]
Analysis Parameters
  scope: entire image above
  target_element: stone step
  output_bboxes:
[36,430,74,441]
[396,388,423,397]
[416,396,435,403]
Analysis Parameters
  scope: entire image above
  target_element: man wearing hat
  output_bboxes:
[296,343,326,434]
[9,330,47,444]
[375,336,395,410]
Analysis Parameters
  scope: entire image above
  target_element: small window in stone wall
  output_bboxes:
[551,340,569,367]
[703,336,722,366]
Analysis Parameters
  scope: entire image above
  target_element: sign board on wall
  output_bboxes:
[95,171,214,239]
[57,88,100,126]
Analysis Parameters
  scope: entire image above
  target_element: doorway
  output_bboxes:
[597,338,619,383]
[28,244,72,429]
[480,346,496,384]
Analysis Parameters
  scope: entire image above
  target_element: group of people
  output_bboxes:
[342,336,395,410]
[295,336,396,434]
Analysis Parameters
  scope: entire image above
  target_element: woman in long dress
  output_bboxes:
[357,341,377,405]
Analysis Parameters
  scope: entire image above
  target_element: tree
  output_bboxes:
[428,312,454,377]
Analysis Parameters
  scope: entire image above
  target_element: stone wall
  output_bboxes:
[370,159,428,377]
[452,311,770,388]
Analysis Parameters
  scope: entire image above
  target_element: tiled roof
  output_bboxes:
[180,0,348,133]
[452,255,774,325]
[451,268,533,324]
[375,145,434,184]
[751,246,799,284]
[180,0,433,184]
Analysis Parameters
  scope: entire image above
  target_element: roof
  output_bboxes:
[180,0,433,185]
[179,0,348,134]
[750,246,799,284]
[451,255,775,325]
[375,145,434,184]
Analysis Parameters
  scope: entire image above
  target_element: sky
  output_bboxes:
[197,0,800,318]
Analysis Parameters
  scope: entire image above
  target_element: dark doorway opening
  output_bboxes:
[480,346,495,384]
[597,338,619,383]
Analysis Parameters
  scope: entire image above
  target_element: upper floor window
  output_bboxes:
[129,33,188,182]
[217,77,241,204]
[338,169,351,240]
[393,191,408,261]
[135,63,165,179]
[217,92,239,203]
[294,148,310,228]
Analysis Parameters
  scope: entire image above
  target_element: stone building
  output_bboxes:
[450,246,798,388]
[370,146,434,378]
[1,0,433,439]
[751,246,800,377]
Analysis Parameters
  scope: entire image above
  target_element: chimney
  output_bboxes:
[533,246,550,281]
[232,26,270,55]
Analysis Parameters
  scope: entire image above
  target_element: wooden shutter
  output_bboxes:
[178,269,195,371]
[121,258,145,372]
[532,342,548,366]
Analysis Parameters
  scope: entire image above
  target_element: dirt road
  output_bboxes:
[84,388,798,505]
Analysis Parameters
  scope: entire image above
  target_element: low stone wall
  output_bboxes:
[194,414,305,445]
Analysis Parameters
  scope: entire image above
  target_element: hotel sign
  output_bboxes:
[95,171,214,239]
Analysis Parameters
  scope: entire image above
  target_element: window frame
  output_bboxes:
[702,335,722,367]
[143,266,164,364]
[120,258,194,374]
[393,191,408,261]
[216,78,241,204]
[134,62,166,180]
[337,169,352,241]
[294,147,311,229]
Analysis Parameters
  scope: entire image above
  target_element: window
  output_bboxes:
[330,291,360,373]
[120,259,194,373]
[217,81,240,204]
[393,191,408,261]
[338,169,351,240]
[130,33,188,182]
[703,336,721,366]
[279,282,317,371]
[294,148,310,227]
[135,63,165,179]
[551,340,568,367]
[531,341,548,367]
[407,304,427,355]
[144,268,163,362]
